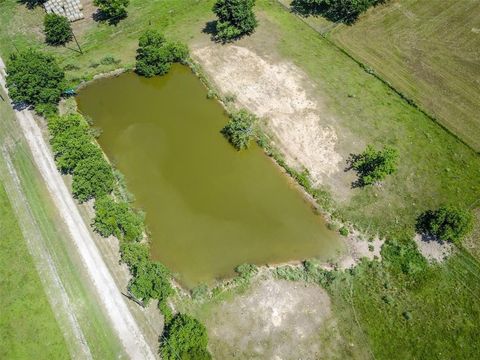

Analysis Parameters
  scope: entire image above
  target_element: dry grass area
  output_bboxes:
[199,277,361,359]
[329,0,480,151]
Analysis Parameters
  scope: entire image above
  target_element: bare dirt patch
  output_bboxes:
[193,45,343,187]
[336,231,383,269]
[204,277,344,359]
[414,234,452,263]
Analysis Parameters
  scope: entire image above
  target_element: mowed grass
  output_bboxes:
[0,183,68,359]
[329,0,480,151]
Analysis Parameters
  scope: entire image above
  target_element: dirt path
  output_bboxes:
[0,58,155,360]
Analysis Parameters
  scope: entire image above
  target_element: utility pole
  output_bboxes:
[71,30,83,54]
[61,5,83,54]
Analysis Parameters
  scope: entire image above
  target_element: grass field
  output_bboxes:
[329,250,480,359]
[329,0,480,151]
[0,182,69,359]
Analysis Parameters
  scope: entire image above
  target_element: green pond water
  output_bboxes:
[76,65,342,287]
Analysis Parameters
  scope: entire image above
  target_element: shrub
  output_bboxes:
[128,261,173,306]
[48,114,102,174]
[93,196,144,242]
[93,196,144,241]
[72,153,115,202]
[44,13,72,45]
[135,30,189,77]
[213,0,257,41]
[191,284,209,301]
[350,145,398,186]
[339,226,349,236]
[160,313,212,360]
[93,0,129,23]
[221,109,256,150]
[119,241,150,273]
[6,49,66,107]
[416,206,473,245]
[381,239,428,286]
[100,55,120,65]
[234,263,257,281]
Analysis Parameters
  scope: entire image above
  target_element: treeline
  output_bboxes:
[291,0,388,24]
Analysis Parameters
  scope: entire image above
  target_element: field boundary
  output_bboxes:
[274,0,480,155]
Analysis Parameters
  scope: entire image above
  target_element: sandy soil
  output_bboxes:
[205,277,345,359]
[414,234,452,262]
[193,45,343,187]
[0,58,155,360]
[336,231,383,269]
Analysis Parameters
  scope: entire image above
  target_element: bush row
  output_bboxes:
[47,112,174,317]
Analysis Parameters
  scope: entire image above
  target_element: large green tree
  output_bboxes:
[72,154,115,202]
[350,145,398,186]
[291,0,385,24]
[6,49,66,107]
[93,0,129,23]
[44,13,73,46]
[48,114,102,174]
[213,0,257,41]
[221,109,256,150]
[416,206,474,244]
[93,195,144,242]
[160,314,212,360]
[135,30,188,77]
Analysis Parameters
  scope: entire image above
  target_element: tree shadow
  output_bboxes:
[17,0,45,10]
[344,153,363,188]
[202,20,219,42]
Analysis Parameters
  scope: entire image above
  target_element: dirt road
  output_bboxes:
[0,58,155,360]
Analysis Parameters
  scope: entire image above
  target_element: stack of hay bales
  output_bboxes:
[44,0,84,22]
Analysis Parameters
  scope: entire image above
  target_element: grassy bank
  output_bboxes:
[0,182,68,359]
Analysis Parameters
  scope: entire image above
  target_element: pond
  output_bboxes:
[76,65,343,287]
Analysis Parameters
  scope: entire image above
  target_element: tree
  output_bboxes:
[48,114,102,174]
[93,195,144,242]
[72,153,115,202]
[6,49,66,107]
[160,314,212,360]
[350,145,398,186]
[44,13,73,45]
[128,261,173,305]
[213,0,257,41]
[135,30,189,77]
[119,241,150,272]
[221,109,256,150]
[291,0,384,24]
[416,206,474,244]
[93,0,129,23]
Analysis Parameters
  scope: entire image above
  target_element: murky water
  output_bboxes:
[76,65,342,287]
